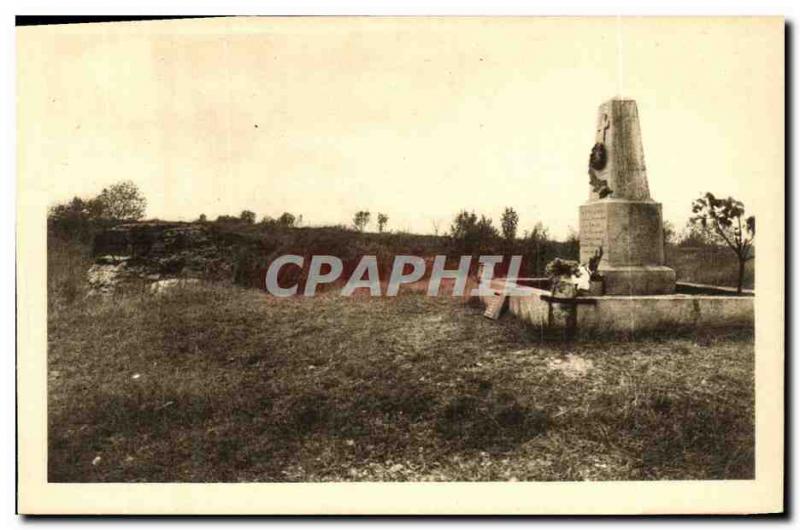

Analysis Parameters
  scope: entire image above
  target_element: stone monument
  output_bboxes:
[579,99,676,295]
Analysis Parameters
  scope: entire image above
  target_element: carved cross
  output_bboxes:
[597,113,610,142]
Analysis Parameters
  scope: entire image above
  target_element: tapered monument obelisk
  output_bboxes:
[579,99,676,295]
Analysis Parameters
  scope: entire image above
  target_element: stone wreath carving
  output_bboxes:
[588,142,613,199]
[589,142,607,171]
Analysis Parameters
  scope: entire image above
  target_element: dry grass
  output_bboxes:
[47,236,94,312]
[48,278,754,482]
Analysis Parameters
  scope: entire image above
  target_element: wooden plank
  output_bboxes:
[483,293,507,320]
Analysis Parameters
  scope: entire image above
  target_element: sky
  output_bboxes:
[18,17,783,239]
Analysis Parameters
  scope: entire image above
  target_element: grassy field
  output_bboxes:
[666,245,755,290]
[48,277,754,482]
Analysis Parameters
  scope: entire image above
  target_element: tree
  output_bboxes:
[565,226,579,244]
[662,220,676,246]
[689,192,755,294]
[500,207,519,241]
[276,212,297,227]
[678,221,716,247]
[450,210,498,254]
[377,213,389,233]
[525,221,551,275]
[563,226,580,260]
[240,210,256,224]
[94,180,146,221]
[197,214,207,223]
[476,215,498,240]
[47,196,105,240]
[529,221,550,243]
[48,196,101,223]
[450,210,478,241]
[353,210,371,232]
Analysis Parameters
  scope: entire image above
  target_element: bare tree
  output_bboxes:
[430,218,442,236]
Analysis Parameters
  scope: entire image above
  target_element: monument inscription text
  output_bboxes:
[579,205,607,262]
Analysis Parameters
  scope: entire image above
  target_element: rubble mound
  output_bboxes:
[89,222,233,294]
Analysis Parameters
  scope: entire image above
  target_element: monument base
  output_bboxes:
[579,199,666,265]
[579,199,675,295]
[599,265,676,295]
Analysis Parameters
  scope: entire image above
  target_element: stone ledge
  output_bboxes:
[479,278,753,334]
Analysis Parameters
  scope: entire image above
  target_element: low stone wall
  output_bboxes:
[507,286,551,329]
[574,294,753,334]
[481,278,754,335]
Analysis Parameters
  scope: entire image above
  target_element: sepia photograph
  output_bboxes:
[15,14,784,514]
